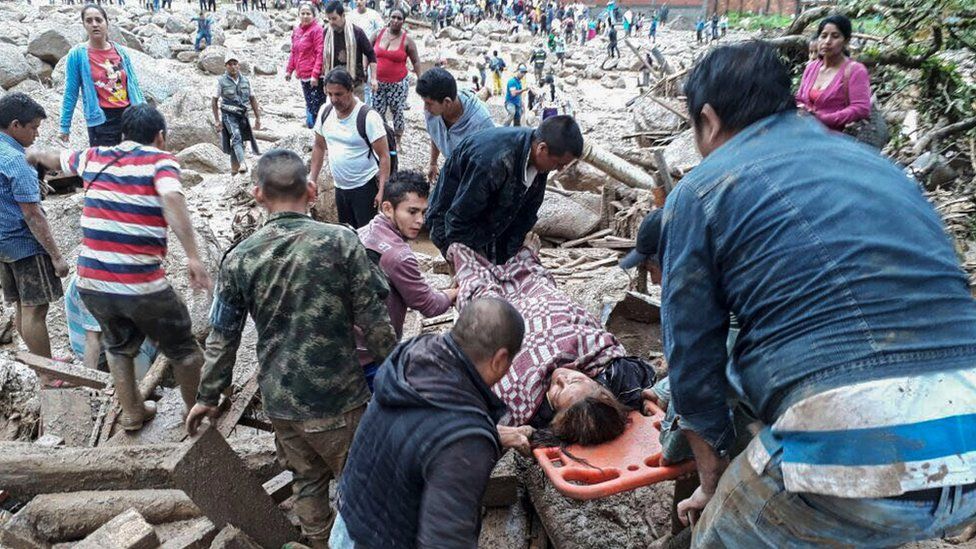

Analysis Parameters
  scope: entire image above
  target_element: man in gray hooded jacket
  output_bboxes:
[416,67,494,183]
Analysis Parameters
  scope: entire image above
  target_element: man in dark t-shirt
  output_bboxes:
[323,0,377,95]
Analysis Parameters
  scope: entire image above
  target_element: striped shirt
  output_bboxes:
[60,142,183,296]
[747,368,976,498]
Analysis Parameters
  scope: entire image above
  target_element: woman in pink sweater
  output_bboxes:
[285,2,325,128]
[795,15,871,131]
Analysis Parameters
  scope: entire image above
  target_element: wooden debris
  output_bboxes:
[262,471,295,504]
[40,388,94,447]
[15,352,112,389]
[421,312,457,327]
[216,375,261,437]
[75,508,159,549]
[559,228,613,248]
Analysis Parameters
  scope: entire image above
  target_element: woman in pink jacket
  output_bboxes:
[285,2,325,128]
[795,15,871,131]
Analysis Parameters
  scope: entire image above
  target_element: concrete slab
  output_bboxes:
[74,508,158,549]
[1,490,198,544]
[157,517,218,549]
[209,525,261,549]
[167,428,297,548]
[39,388,93,447]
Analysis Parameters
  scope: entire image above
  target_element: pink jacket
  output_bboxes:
[286,20,324,80]
[355,214,453,365]
[795,58,871,131]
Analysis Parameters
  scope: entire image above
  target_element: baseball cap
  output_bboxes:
[224,51,240,64]
[517,64,528,73]
[619,209,664,270]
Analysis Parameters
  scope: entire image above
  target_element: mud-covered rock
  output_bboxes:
[176,143,230,174]
[197,45,227,75]
[27,26,86,65]
[0,45,32,89]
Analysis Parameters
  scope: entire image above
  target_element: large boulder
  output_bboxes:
[119,28,145,53]
[143,34,173,60]
[25,54,53,84]
[436,26,465,41]
[135,24,163,38]
[0,45,32,89]
[534,192,601,240]
[662,129,702,174]
[197,45,227,75]
[473,19,504,36]
[175,143,230,174]
[244,26,262,42]
[243,12,271,32]
[27,26,86,65]
[0,25,29,47]
[210,26,226,47]
[164,15,193,35]
[159,88,220,151]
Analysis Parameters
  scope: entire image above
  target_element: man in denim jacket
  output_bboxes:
[665,42,976,547]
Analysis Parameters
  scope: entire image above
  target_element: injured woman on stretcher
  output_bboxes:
[447,235,661,456]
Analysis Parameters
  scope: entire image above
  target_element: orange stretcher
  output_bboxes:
[533,404,697,500]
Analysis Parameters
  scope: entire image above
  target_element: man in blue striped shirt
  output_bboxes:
[0,93,68,360]
[664,42,976,547]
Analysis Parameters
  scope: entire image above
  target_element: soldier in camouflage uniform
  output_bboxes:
[186,149,396,547]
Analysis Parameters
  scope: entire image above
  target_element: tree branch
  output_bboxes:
[914,116,976,155]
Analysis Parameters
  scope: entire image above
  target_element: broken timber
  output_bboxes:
[15,351,112,389]
[580,141,658,192]
[216,374,260,437]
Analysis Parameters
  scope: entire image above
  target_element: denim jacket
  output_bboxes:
[660,111,976,454]
[60,43,145,134]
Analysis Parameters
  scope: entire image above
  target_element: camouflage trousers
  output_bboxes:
[271,404,366,543]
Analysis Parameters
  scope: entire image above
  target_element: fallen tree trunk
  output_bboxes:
[580,141,658,192]
[0,431,279,499]
[1,490,200,545]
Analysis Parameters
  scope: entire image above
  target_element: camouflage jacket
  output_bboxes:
[197,211,397,421]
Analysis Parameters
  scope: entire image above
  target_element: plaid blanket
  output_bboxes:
[450,243,627,426]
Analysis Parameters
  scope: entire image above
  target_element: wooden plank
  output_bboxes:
[589,239,637,249]
[40,388,95,446]
[262,471,294,504]
[647,95,690,124]
[16,352,113,389]
[216,375,260,437]
[559,228,613,249]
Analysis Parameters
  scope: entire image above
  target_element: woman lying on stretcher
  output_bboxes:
[447,234,661,456]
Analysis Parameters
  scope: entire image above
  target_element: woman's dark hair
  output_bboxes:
[416,67,458,102]
[323,68,354,90]
[382,170,429,207]
[532,386,630,467]
[298,1,317,14]
[81,3,108,22]
[121,104,166,145]
[683,41,795,134]
[817,14,852,41]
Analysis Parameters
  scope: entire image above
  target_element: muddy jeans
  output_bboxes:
[271,404,366,543]
[693,437,976,548]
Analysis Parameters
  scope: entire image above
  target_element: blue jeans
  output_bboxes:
[694,438,976,548]
[329,512,357,549]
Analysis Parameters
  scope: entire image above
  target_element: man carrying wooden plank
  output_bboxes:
[186,149,396,548]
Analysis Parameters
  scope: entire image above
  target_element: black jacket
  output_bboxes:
[339,333,507,548]
[426,127,547,264]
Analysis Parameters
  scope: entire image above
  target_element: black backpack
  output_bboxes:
[319,103,398,173]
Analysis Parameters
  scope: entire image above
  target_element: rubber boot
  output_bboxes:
[171,351,202,412]
[107,354,157,431]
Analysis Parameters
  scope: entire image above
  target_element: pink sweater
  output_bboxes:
[355,214,453,365]
[286,20,324,80]
[795,58,871,131]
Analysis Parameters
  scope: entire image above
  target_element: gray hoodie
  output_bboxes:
[424,89,496,158]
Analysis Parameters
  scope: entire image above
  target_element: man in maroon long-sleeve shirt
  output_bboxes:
[356,170,458,389]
